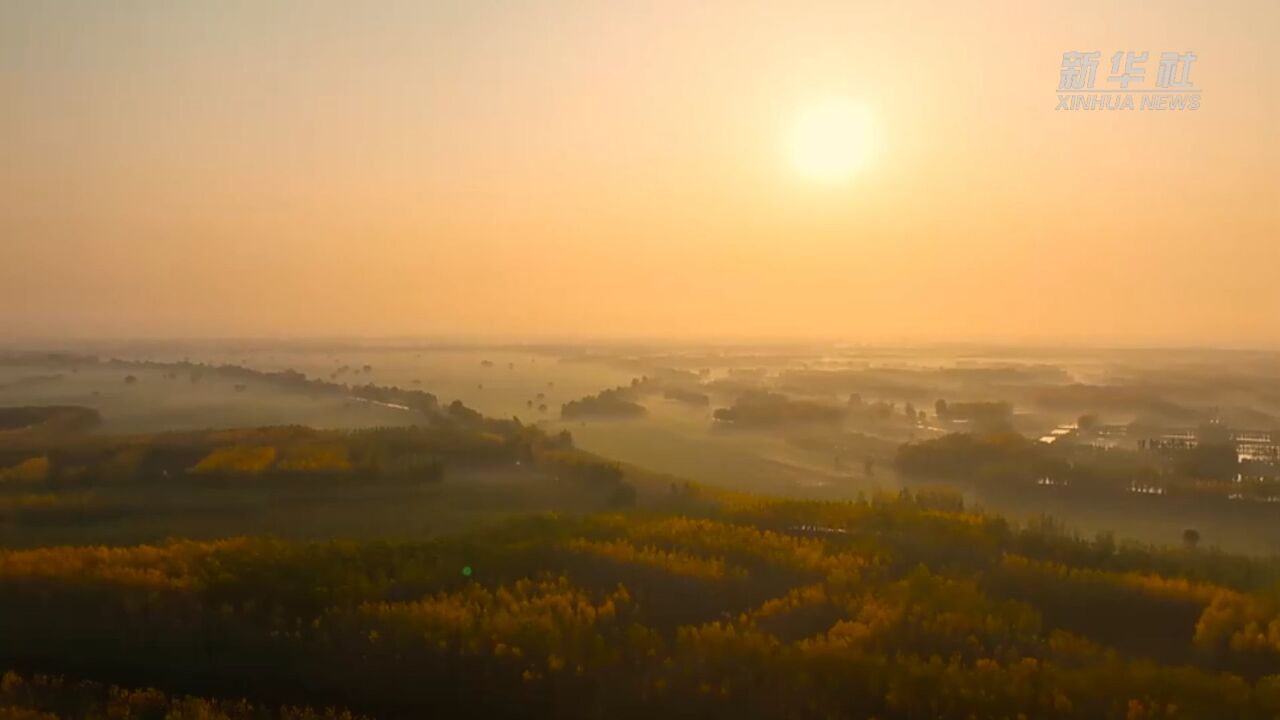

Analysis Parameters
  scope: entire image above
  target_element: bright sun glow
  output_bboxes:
[787,97,874,183]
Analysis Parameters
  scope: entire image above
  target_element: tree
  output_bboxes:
[1078,413,1099,431]
[935,399,948,420]
[1183,527,1201,549]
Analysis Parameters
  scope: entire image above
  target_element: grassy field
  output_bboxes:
[0,362,414,433]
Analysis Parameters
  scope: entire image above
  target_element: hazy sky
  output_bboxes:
[2,1,1277,346]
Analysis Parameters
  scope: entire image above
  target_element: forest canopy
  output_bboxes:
[7,486,1280,718]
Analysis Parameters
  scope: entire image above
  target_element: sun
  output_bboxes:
[786,97,874,183]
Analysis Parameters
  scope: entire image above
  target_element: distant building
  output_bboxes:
[1233,431,1280,463]
[1139,431,1198,452]
[1065,423,1130,450]
[1095,424,1129,438]
[1039,424,1077,444]
[1139,428,1280,465]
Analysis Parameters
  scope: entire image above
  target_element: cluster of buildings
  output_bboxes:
[1040,423,1280,489]
[1140,428,1280,465]
[1038,422,1131,449]
[1041,422,1280,465]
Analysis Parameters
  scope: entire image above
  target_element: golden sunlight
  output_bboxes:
[786,97,874,183]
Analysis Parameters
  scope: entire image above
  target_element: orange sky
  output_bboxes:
[2,1,1277,346]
